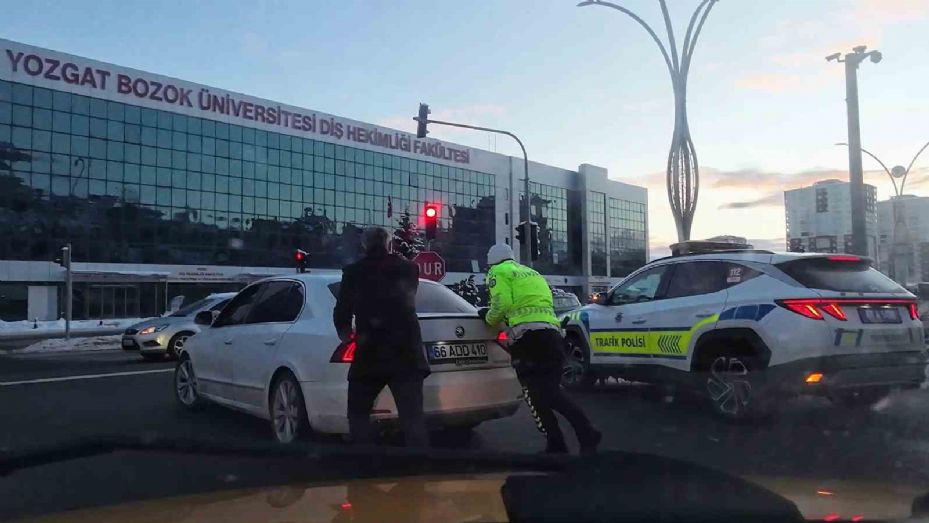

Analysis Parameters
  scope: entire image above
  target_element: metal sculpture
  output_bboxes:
[578,0,718,241]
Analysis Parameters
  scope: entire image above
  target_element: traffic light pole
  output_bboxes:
[413,117,533,267]
[64,243,72,340]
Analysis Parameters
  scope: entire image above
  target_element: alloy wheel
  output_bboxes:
[173,335,189,357]
[706,355,752,417]
[175,359,198,406]
[272,379,301,443]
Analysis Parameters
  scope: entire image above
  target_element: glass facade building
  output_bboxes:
[0,38,648,320]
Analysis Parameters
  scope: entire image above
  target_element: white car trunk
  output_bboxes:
[417,313,511,372]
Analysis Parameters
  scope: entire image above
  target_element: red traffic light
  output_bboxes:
[425,205,438,218]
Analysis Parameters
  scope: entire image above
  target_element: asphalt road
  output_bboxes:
[3,349,929,519]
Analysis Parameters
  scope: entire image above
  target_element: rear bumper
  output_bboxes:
[764,351,928,395]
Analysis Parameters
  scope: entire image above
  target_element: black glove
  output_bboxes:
[477,307,489,321]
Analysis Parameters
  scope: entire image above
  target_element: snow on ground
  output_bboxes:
[0,317,150,335]
[11,335,122,354]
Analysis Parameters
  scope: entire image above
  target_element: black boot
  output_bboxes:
[578,427,602,455]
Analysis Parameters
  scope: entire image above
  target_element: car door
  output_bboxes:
[231,280,305,409]
[586,265,673,365]
[649,261,730,371]
[195,283,265,401]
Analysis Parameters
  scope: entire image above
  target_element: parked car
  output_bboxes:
[174,274,522,443]
[552,288,581,316]
[123,292,237,361]
[561,248,926,419]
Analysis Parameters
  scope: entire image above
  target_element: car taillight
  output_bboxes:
[330,335,357,363]
[496,331,508,343]
[777,299,918,321]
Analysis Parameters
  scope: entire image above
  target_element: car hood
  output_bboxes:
[128,316,190,330]
[19,473,926,523]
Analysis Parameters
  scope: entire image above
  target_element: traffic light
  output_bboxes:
[515,221,527,245]
[54,245,71,269]
[294,249,309,273]
[415,103,430,139]
[529,222,540,261]
[424,203,438,240]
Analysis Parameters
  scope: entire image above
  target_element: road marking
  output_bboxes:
[0,368,173,387]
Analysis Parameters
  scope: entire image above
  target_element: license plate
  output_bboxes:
[427,342,488,365]
[858,307,902,324]
[122,338,134,347]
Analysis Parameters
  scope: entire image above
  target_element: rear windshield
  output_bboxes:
[169,298,212,317]
[778,258,905,293]
[328,281,475,313]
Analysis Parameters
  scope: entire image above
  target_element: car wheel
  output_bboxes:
[174,355,202,410]
[702,350,762,420]
[141,353,165,362]
[270,372,310,444]
[167,331,193,360]
[562,334,596,390]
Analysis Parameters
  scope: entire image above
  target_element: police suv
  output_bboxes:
[560,244,927,418]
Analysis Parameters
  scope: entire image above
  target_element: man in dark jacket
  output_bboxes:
[333,227,429,447]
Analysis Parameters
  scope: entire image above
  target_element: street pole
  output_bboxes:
[64,243,72,340]
[415,117,533,267]
[844,59,868,257]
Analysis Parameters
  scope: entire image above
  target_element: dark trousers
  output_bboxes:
[511,329,595,450]
[347,374,429,447]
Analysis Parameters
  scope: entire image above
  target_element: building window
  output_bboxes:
[608,197,647,277]
[588,192,607,276]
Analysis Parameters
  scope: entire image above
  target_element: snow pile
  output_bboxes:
[13,335,122,354]
[0,317,150,335]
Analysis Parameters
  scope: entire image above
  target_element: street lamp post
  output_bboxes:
[578,0,718,242]
[827,46,882,257]
[836,141,929,285]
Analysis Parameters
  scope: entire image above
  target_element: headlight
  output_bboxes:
[139,324,169,335]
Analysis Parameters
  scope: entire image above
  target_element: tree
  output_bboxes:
[392,209,425,260]
[448,275,482,306]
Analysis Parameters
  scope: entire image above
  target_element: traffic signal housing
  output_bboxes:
[294,249,309,273]
[515,222,540,261]
[54,245,71,269]
[424,203,438,240]
[416,103,430,139]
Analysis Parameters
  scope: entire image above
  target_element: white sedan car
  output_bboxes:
[174,273,522,443]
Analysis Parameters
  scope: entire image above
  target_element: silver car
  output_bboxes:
[122,292,237,361]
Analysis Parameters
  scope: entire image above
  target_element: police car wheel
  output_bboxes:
[562,335,595,390]
[703,351,759,420]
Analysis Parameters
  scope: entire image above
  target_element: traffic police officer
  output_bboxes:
[479,243,602,454]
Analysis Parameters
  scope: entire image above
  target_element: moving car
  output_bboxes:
[122,293,236,361]
[174,274,521,443]
[561,247,927,418]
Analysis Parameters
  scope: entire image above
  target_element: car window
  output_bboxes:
[609,266,667,305]
[721,263,763,288]
[247,281,304,323]
[665,261,729,299]
[212,284,265,328]
[209,298,231,312]
[169,298,211,317]
[328,281,475,313]
[778,257,905,293]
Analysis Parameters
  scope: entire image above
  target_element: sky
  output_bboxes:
[4,0,929,257]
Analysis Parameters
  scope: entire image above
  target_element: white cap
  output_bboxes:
[487,243,514,266]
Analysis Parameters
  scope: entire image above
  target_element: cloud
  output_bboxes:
[717,192,783,210]
[735,72,808,93]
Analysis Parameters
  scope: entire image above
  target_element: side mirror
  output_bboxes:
[194,310,214,326]
[591,292,608,305]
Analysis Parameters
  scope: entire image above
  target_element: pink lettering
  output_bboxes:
[23,54,43,76]
[163,84,178,103]
[43,58,61,81]
[5,50,23,71]
[95,69,110,89]
[149,81,163,101]
[117,74,132,94]
[80,67,97,88]
[61,63,79,84]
